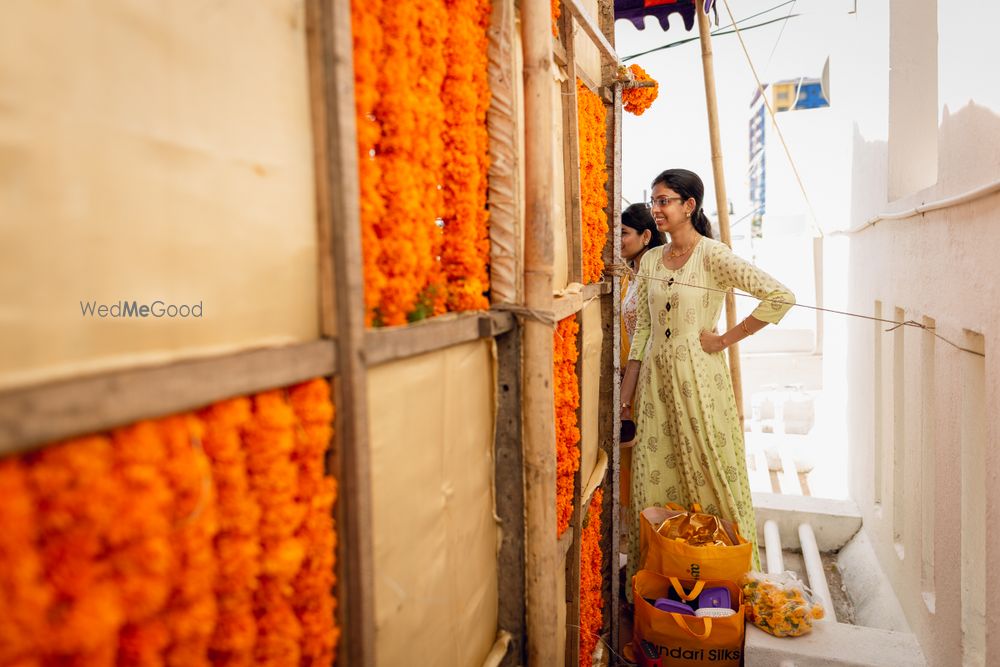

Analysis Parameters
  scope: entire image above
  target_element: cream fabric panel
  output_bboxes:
[0,0,319,390]
[579,299,604,484]
[573,0,603,88]
[368,340,499,667]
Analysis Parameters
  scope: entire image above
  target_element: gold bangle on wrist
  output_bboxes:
[740,319,752,336]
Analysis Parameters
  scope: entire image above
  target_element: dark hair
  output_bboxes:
[621,203,665,249]
[651,168,714,239]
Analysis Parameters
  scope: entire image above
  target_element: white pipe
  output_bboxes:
[798,523,834,620]
[838,177,1000,235]
[763,519,785,574]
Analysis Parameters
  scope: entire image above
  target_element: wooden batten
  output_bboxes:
[494,324,526,667]
[560,10,584,285]
[562,0,619,69]
[307,1,376,665]
[600,0,624,644]
[522,0,560,663]
[0,341,337,455]
[364,311,515,366]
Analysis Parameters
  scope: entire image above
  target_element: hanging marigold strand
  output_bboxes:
[202,397,260,666]
[579,488,604,667]
[441,0,492,312]
[577,80,609,284]
[159,415,218,667]
[0,458,50,666]
[375,3,428,325]
[28,436,124,664]
[288,379,339,667]
[109,421,174,667]
[352,0,388,326]
[554,316,581,536]
[246,391,304,667]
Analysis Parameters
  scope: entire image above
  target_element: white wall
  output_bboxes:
[835,1,1000,665]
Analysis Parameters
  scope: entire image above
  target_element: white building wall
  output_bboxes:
[832,1,1000,665]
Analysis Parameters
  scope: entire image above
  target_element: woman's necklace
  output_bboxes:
[666,239,697,260]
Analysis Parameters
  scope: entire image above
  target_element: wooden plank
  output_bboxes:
[599,79,624,653]
[308,1,376,665]
[487,0,523,305]
[523,1,560,661]
[552,282,609,323]
[565,310,585,667]
[364,312,514,366]
[560,10,584,285]
[0,341,336,455]
[494,324,526,667]
[562,0,619,68]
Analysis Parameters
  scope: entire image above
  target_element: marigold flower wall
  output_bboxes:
[0,379,339,667]
[351,0,492,326]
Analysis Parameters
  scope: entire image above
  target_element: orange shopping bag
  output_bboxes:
[633,570,745,667]
[639,504,751,581]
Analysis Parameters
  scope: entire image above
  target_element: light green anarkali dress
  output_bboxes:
[625,237,795,597]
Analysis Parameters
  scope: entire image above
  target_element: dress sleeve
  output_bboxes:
[707,241,795,324]
[628,255,652,362]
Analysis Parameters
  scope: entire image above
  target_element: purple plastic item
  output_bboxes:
[653,597,695,615]
[696,586,732,611]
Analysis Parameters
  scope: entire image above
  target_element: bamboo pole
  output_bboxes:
[522,1,559,664]
[696,3,744,422]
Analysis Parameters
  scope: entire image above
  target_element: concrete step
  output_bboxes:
[747,493,925,666]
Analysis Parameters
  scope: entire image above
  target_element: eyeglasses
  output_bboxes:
[646,196,683,210]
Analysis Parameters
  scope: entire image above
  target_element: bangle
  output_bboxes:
[740,319,752,336]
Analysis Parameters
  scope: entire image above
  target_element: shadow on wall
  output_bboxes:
[938,101,1000,191]
[849,124,888,228]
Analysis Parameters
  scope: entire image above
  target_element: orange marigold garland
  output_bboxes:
[375,4,430,326]
[622,63,660,116]
[352,0,388,326]
[246,391,305,667]
[552,0,561,36]
[109,421,174,667]
[577,80,610,284]
[28,435,125,664]
[289,379,339,667]
[413,0,450,319]
[579,489,604,667]
[554,316,581,536]
[159,415,219,667]
[441,0,491,312]
[202,397,261,665]
[0,458,50,666]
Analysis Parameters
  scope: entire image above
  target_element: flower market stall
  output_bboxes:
[0,0,667,665]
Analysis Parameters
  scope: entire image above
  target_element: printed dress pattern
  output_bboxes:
[625,238,794,597]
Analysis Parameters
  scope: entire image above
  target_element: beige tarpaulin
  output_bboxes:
[579,299,604,485]
[368,340,499,667]
[0,0,319,390]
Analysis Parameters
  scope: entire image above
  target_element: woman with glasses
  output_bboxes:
[620,169,795,594]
